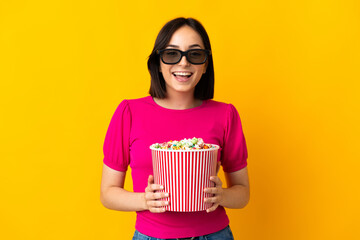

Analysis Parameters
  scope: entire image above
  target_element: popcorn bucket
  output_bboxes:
[150,145,219,212]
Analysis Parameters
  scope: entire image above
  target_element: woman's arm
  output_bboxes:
[204,166,250,212]
[100,164,146,211]
[100,164,169,212]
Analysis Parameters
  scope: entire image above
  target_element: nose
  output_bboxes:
[178,54,191,66]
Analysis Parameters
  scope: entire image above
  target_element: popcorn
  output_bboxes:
[150,137,215,150]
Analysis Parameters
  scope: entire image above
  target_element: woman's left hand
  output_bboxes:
[204,176,224,213]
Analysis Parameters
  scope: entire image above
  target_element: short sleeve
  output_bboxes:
[103,100,131,172]
[221,103,248,172]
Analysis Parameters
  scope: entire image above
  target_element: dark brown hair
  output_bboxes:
[148,17,214,100]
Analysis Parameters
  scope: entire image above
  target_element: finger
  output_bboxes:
[149,184,164,191]
[149,207,166,213]
[206,203,219,213]
[145,191,169,201]
[147,200,169,208]
[209,176,222,186]
[145,184,160,193]
[145,182,164,193]
[153,192,169,199]
[204,196,220,204]
[204,187,220,194]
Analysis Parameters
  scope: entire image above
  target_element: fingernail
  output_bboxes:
[160,185,164,189]
[165,201,169,205]
[165,193,169,197]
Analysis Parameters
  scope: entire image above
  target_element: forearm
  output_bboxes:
[221,184,249,209]
[100,186,147,212]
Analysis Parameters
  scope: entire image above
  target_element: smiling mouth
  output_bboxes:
[172,72,193,78]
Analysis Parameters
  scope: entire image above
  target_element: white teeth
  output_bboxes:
[173,72,192,76]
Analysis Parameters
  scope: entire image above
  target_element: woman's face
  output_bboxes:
[160,25,207,97]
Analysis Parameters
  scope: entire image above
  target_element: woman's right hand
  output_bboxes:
[144,175,169,213]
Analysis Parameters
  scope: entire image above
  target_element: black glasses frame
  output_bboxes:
[156,49,211,65]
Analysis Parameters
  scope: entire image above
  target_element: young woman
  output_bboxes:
[100,17,249,240]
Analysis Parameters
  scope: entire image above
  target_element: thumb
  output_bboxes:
[216,161,221,174]
[148,175,154,185]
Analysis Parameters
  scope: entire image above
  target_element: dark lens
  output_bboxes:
[162,50,181,64]
[188,50,207,64]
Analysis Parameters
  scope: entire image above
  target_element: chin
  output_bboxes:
[174,88,193,93]
[167,85,193,93]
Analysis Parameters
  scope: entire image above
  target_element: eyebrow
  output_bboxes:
[166,44,202,49]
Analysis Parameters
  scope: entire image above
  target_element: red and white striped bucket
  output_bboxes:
[150,145,219,212]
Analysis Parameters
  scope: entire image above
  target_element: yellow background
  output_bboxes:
[1,0,359,239]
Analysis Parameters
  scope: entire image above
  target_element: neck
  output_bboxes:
[154,90,202,110]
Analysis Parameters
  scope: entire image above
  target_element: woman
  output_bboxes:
[100,17,249,240]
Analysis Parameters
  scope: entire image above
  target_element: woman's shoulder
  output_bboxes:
[116,96,156,115]
[205,99,232,109]
[205,99,242,117]
[119,96,152,106]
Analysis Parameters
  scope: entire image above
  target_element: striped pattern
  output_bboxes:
[151,146,218,212]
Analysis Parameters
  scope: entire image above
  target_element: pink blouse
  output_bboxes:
[103,96,248,238]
